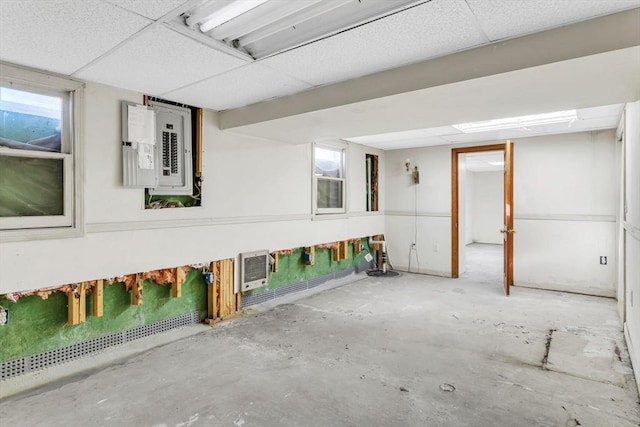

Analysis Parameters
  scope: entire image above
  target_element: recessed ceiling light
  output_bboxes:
[453,110,577,133]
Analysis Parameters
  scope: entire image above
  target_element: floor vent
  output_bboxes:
[1,311,201,381]
[241,263,370,308]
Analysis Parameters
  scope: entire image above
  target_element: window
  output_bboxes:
[314,142,346,214]
[366,154,379,211]
[0,63,84,240]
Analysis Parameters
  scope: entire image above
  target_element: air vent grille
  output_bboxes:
[240,250,269,292]
[1,311,201,381]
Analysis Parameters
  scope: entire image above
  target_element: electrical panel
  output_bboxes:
[148,102,192,195]
[121,101,192,195]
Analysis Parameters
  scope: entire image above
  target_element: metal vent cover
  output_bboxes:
[241,263,368,308]
[240,250,269,292]
[1,311,201,381]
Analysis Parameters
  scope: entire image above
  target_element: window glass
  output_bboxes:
[314,143,346,214]
[317,179,344,209]
[0,156,64,217]
[314,146,342,178]
[0,87,63,153]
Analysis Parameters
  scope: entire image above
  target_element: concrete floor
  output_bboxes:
[1,267,639,426]
[461,242,503,285]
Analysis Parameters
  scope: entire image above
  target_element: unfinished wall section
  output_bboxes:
[0,239,374,380]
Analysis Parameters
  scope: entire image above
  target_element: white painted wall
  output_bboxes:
[385,145,451,276]
[384,131,619,295]
[622,100,640,391]
[514,131,618,297]
[0,82,385,294]
[471,171,504,245]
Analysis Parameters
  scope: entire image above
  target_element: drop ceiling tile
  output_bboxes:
[424,126,461,136]
[75,25,247,97]
[466,0,640,41]
[162,62,312,111]
[102,0,191,20]
[261,0,487,86]
[0,0,151,75]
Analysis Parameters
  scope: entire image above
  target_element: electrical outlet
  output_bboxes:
[0,306,8,325]
[433,244,439,252]
[600,256,607,265]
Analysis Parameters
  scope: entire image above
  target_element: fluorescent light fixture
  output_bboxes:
[453,110,577,133]
[488,161,505,166]
[199,0,269,33]
[182,0,424,59]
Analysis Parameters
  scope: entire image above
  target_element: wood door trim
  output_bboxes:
[451,143,507,278]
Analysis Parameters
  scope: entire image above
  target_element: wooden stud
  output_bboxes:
[132,274,143,306]
[206,258,239,325]
[67,283,87,325]
[93,279,104,317]
[353,239,362,255]
[304,246,315,266]
[207,261,218,320]
[67,288,80,325]
[271,252,279,273]
[339,241,349,260]
[221,259,235,318]
[371,235,383,251]
[173,267,186,298]
[332,245,340,262]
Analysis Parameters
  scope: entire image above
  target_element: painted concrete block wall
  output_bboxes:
[514,131,618,296]
[385,145,452,276]
[623,100,640,385]
[384,131,618,293]
[0,82,385,294]
[471,171,504,245]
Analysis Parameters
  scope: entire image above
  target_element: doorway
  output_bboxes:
[460,151,504,285]
[451,142,515,295]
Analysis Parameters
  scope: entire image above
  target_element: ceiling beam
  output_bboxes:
[219,8,640,130]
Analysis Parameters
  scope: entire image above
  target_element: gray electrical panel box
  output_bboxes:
[148,102,192,195]
[121,101,192,195]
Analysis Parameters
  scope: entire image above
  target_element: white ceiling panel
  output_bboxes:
[162,63,312,111]
[75,25,248,97]
[0,0,151,75]
[346,103,624,150]
[261,0,488,86]
[102,0,192,20]
[465,0,640,41]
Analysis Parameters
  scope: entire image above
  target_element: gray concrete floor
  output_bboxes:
[461,242,503,285]
[1,270,639,426]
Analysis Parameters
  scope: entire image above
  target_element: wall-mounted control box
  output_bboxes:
[122,101,192,195]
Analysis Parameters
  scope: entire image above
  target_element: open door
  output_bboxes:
[502,141,515,295]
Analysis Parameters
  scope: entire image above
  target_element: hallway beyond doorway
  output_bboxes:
[461,243,503,286]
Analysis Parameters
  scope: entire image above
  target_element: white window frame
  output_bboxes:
[313,141,347,215]
[0,62,85,242]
